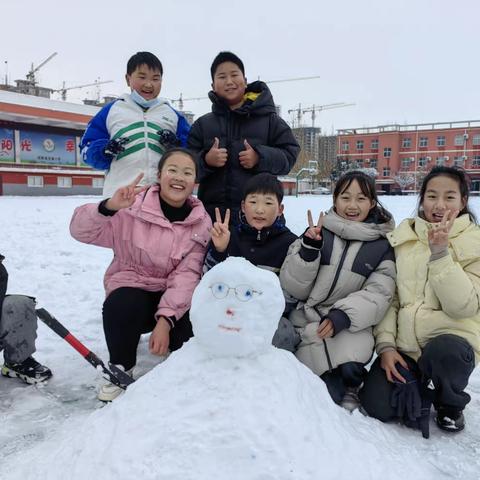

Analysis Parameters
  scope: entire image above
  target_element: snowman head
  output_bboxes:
[191,257,285,357]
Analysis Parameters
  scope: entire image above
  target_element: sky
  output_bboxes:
[2,0,479,132]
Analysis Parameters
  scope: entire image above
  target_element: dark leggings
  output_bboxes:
[103,287,193,370]
[359,334,475,421]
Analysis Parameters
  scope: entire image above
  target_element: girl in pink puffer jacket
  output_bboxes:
[70,148,211,401]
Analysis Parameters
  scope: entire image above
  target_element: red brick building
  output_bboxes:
[336,120,480,193]
[0,90,103,195]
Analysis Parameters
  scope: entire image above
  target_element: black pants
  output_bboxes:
[359,334,475,421]
[103,287,193,370]
[321,362,366,405]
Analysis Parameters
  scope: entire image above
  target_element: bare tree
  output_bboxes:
[394,172,415,190]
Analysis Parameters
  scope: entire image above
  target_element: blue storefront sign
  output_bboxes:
[19,130,77,165]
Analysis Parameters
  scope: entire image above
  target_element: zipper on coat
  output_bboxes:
[143,111,149,172]
[325,240,350,300]
[323,339,334,372]
[320,240,350,372]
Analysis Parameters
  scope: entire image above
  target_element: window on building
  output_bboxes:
[472,156,480,166]
[27,176,44,187]
[341,141,349,151]
[436,156,448,166]
[473,134,480,146]
[401,158,412,169]
[371,139,379,149]
[453,156,465,166]
[57,177,72,188]
[402,138,411,148]
[92,177,105,188]
[454,134,465,146]
[418,157,427,167]
[419,137,428,147]
[356,140,364,150]
[369,159,377,168]
[383,147,392,158]
[383,167,390,177]
[436,136,446,147]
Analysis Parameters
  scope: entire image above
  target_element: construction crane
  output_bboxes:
[288,102,355,128]
[26,52,58,84]
[264,75,321,84]
[303,102,356,128]
[170,75,321,111]
[51,79,114,101]
[170,93,207,111]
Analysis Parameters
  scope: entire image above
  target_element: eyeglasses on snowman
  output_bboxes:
[209,283,263,302]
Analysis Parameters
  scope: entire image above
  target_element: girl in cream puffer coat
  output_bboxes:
[360,167,480,434]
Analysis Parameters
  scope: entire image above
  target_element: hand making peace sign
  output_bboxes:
[105,173,148,211]
[427,209,459,254]
[304,210,325,241]
[211,207,231,253]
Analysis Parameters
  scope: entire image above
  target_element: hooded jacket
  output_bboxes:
[187,81,300,220]
[280,209,396,376]
[80,94,190,197]
[69,185,212,322]
[203,215,297,274]
[374,214,480,363]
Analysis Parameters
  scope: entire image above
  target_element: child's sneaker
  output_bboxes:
[98,365,134,402]
[1,356,52,384]
[436,407,465,432]
[340,387,361,412]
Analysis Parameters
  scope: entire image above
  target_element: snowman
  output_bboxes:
[191,256,284,358]
[7,258,437,480]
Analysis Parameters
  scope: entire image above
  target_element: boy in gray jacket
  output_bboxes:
[0,254,52,384]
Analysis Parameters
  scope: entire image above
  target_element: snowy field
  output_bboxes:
[1,194,480,479]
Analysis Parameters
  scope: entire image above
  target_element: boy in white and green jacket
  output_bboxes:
[80,51,190,197]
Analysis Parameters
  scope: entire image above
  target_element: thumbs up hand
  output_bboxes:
[239,139,259,169]
[205,137,228,167]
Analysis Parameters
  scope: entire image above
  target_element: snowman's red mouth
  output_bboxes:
[218,324,241,332]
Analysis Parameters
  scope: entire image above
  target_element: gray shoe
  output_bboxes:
[340,387,361,412]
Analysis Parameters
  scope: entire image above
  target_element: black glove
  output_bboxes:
[391,364,431,439]
[104,137,129,157]
[157,129,180,148]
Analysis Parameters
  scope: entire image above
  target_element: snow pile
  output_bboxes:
[1,196,480,479]
[3,258,438,480]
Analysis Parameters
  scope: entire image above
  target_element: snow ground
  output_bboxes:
[0,194,479,479]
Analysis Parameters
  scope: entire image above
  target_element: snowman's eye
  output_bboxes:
[235,285,263,302]
[210,282,229,299]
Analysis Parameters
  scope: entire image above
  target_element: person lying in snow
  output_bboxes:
[70,148,211,402]
[0,254,52,384]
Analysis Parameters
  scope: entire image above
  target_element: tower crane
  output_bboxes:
[26,52,58,84]
[170,75,321,111]
[302,102,355,128]
[170,93,207,111]
[51,79,114,101]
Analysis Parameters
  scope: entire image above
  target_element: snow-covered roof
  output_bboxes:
[0,90,100,116]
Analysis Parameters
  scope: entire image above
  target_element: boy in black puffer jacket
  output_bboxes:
[188,51,300,225]
[204,173,299,351]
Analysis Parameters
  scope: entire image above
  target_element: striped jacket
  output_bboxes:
[80,94,190,197]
